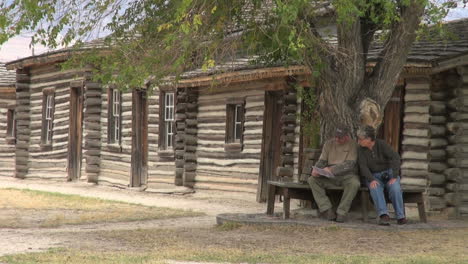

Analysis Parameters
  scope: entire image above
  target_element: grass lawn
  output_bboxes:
[0,188,203,228]
[1,223,467,264]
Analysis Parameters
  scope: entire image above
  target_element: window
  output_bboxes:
[41,89,55,146]
[6,108,16,144]
[108,88,122,144]
[225,99,245,145]
[159,91,175,150]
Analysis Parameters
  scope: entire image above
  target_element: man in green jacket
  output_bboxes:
[307,125,360,223]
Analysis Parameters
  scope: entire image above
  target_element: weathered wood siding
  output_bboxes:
[146,89,177,190]
[400,77,431,189]
[194,88,265,193]
[81,81,103,183]
[98,90,132,187]
[447,66,468,218]
[19,65,87,180]
[0,107,15,177]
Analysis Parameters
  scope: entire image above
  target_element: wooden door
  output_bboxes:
[378,86,403,153]
[131,89,148,187]
[68,83,84,181]
[258,91,284,202]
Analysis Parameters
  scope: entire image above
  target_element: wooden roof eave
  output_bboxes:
[430,53,468,74]
[163,65,312,89]
[6,48,110,70]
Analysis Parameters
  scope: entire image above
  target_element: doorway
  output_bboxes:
[258,90,284,202]
[68,83,84,181]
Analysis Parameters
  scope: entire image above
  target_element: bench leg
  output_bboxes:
[283,188,290,220]
[417,194,427,223]
[266,185,276,216]
[361,190,369,222]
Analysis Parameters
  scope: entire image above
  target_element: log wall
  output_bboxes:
[193,88,265,194]
[82,80,103,183]
[0,107,15,177]
[146,89,177,191]
[447,66,468,218]
[426,73,450,211]
[277,88,301,181]
[98,90,132,187]
[400,77,431,190]
[17,65,88,180]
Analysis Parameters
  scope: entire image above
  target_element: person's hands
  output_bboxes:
[369,180,379,189]
[312,168,320,177]
[388,178,397,185]
[323,167,332,174]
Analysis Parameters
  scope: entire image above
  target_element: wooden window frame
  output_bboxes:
[6,108,16,145]
[159,91,175,151]
[108,88,122,146]
[225,97,245,153]
[41,88,55,150]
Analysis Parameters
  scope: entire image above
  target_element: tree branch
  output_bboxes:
[367,0,425,106]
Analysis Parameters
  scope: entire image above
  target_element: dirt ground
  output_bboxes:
[0,177,467,262]
[0,177,266,257]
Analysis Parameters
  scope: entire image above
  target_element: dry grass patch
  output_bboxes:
[0,188,203,228]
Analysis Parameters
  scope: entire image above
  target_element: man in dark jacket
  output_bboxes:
[357,125,406,225]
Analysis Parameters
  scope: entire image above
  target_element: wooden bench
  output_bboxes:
[266,180,427,223]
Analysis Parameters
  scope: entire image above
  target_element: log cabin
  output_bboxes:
[3,18,468,218]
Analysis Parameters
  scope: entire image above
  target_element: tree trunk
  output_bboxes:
[313,0,425,140]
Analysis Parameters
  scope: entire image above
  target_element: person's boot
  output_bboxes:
[378,214,390,226]
[320,209,336,221]
[335,214,347,223]
[397,218,407,225]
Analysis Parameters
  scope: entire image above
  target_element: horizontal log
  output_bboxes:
[427,196,446,210]
[430,138,448,148]
[447,158,468,168]
[430,115,446,124]
[281,115,296,125]
[444,168,462,182]
[429,102,446,115]
[401,161,428,170]
[427,187,445,196]
[406,78,430,89]
[444,192,457,206]
[405,93,430,102]
[429,125,446,137]
[184,162,197,172]
[429,162,448,173]
[452,111,468,121]
[448,97,468,112]
[449,134,468,144]
[402,137,429,147]
[404,114,429,124]
[184,153,197,162]
[430,91,447,100]
[403,128,428,137]
[400,177,427,186]
[183,172,195,187]
[401,151,427,160]
[446,183,461,192]
[428,173,446,185]
[428,149,446,160]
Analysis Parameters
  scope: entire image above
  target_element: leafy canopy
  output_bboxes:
[1,0,466,91]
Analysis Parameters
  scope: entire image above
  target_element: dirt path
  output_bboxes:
[0,177,268,257]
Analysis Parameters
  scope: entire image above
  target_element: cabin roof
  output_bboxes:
[5,38,108,70]
[368,18,468,67]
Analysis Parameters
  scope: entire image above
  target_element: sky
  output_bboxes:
[1,5,467,63]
